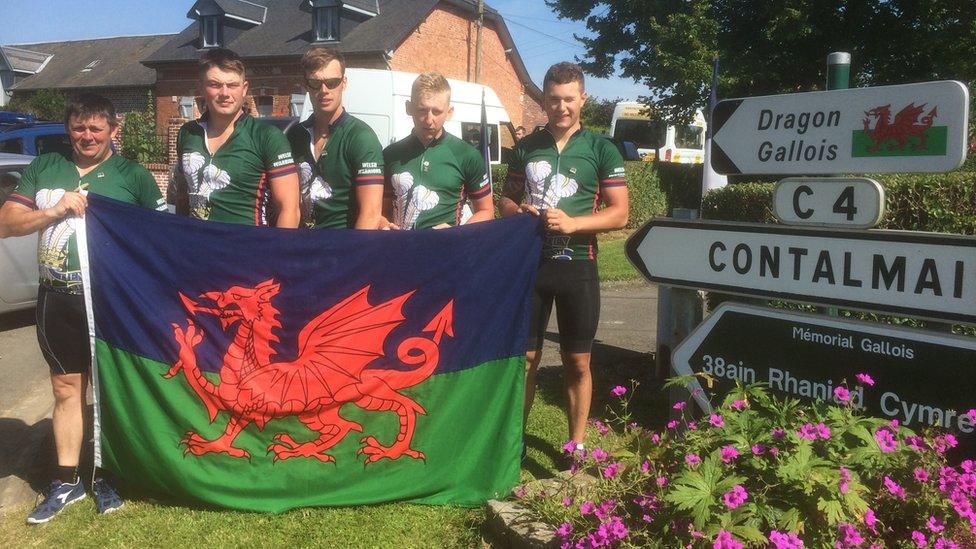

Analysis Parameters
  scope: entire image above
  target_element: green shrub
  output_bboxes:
[119,110,167,164]
[516,377,975,548]
[8,89,68,121]
[700,172,976,235]
[655,161,703,212]
[626,161,667,228]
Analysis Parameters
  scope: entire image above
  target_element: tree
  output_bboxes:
[8,89,68,121]
[581,95,620,134]
[546,0,976,125]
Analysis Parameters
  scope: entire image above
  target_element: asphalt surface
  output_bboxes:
[0,280,659,514]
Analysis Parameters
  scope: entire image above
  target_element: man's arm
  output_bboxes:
[351,129,386,230]
[0,193,86,238]
[354,185,385,229]
[269,171,301,228]
[464,193,494,224]
[542,184,628,235]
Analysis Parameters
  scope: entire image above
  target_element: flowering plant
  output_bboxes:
[515,375,974,548]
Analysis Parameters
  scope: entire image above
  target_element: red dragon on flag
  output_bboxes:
[862,102,938,152]
[162,279,454,465]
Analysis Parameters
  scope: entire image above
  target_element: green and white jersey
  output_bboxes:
[9,152,165,293]
[383,132,490,230]
[286,111,385,229]
[173,112,296,226]
[504,127,627,260]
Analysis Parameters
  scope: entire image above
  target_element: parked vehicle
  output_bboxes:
[609,101,706,163]
[0,122,70,156]
[0,152,39,314]
[0,111,36,128]
[299,68,510,163]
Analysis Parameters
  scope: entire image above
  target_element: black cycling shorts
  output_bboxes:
[35,285,91,375]
[526,259,600,354]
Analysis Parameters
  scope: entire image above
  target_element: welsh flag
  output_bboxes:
[80,194,540,512]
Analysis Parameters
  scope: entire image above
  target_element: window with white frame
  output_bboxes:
[313,1,340,42]
[201,15,222,48]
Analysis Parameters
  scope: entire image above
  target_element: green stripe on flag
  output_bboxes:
[95,340,523,512]
[851,126,948,157]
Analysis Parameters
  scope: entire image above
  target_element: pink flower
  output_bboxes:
[731,399,747,410]
[713,529,743,549]
[673,401,686,410]
[752,444,766,455]
[685,453,701,467]
[561,496,572,507]
[890,418,900,430]
[709,414,725,428]
[836,522,863,548]
[839,467,851,495]
[562,440,578,454]
[691,388,703,397]
[797,423,818,440]
[855,373,875,386]
[514,485,526,498]
[935,539,959,549]
[590,448,608,461]
[926,516,945,533]
[667,420,679,429]
[771,427,786,439]
[834,386,851,403]
[875,428,898,453]
[720,445,739,464]
[769,530,804,549]
[640,460,651,473]
[592,420,609,436]
[650,433,661,444]
[602,462,622,479]
[884,476,907,500]
[611,385,627,397]
[966,409,976,422]
[769,446,780,456]
[722,484,748,509]
[815,422,831,439]
[687,421,698,430]
[555,522,572,538]
[915,468,930,483]
[911,530,928,547]
[656,476,668,487]
[580,500,595,515]
[864,508,877,534]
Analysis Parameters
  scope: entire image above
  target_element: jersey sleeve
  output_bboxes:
[381,143,395,199]
[502,142,526,202]
[133,165,167,211]
[348,125,385,186]
[7,155,43,209]
[260,125,298,180]
[597,139,627,190]
[167,126,187,212]
[461,143,491,199]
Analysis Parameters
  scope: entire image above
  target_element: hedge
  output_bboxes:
[701,171,976,235]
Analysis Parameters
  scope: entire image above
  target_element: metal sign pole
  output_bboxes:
[655,208,704,380]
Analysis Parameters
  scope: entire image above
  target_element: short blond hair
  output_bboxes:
[411,72,451,102]
[301,47,345,76]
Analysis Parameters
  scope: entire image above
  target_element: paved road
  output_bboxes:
[0,280,659,513]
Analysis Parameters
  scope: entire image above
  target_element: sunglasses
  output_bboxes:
[305,77,343,90]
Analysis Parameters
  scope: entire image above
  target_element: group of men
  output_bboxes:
[0,45,628,524]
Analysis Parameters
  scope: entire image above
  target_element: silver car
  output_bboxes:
[0,152,39,313]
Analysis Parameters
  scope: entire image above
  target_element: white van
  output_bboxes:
[609,101,706,163]
[300,68,510,163]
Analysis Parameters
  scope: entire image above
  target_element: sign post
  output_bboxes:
[672,302,976,451]
[710,80,970,175]
[773,177,885,228]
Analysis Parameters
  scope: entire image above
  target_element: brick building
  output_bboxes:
[143,0,545,149]
[4,35,174,114]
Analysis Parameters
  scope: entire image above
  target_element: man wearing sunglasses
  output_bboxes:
[169,48,300,227]
[286,47,386,229]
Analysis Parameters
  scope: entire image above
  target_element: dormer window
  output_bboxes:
[201,15,222,48]
[312,1,341,42]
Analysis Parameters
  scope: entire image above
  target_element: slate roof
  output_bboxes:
[1,46,53,74]
[143,0,539,97]
[9,35,174,91]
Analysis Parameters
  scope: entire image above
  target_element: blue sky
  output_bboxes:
[0,0,646,101]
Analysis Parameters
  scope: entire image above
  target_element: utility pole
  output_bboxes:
[475,0,484,83]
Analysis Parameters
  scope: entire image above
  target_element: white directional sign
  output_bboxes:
[625,218,976,324]
[710,80,970,174]
[773,177,885,228]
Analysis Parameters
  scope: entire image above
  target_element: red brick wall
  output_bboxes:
[388,4,545,145]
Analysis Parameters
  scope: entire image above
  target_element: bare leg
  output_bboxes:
[523,350,543,427]
[51,373,86,469]
[561,350,592,444]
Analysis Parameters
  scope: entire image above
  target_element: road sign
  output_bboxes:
[710,80,970,175]
[773,177,884,228]
[625,218,976,324]
[672,302,976,449]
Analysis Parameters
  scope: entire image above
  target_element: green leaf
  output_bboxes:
[817,497,845,526]
[730,524,768,544]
